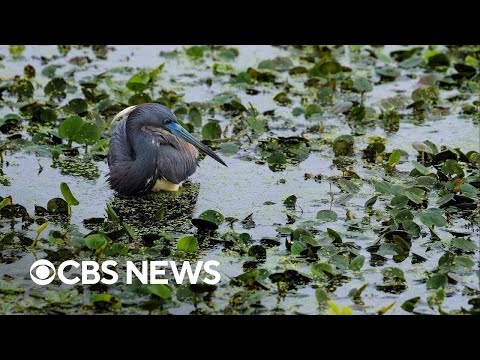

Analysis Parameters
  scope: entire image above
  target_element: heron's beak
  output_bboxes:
[165,123,227,167]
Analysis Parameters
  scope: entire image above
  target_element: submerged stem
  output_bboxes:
[329,182,334,209]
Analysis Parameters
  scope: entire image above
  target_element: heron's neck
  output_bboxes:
[126,116,147,151]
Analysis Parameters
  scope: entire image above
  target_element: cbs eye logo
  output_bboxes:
[30,259,56,285]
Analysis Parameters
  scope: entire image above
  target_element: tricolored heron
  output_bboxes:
[107,103,227,195]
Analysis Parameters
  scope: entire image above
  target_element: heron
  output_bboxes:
[107,103,227,195]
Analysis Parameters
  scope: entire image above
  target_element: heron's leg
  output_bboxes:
[152,178,180,192]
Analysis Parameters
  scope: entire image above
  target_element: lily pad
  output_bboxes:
[219,142,238,155]
[427,274,447,290]
[283,195,297,209]
[388,150,401,165]
[91,294,121,310]
[188,107,202,127]
[273,92,292,106]
[202,122,222,141]
[65,98,88,115]
[258,57,293,72]
[246,116,266,133]
[304,104,323,118]
[177,236,198,253]
[126,71,150,92]
[45,77,67,97]
[332,135,354,157]
[46,198,68,214]
[58,116,83,145]
[85,233,108,250]
[450,238,477,252]
[185,46,204,60]
[74,123,101,146]
[349,255,365,271]
[316,210,338,222]
[353,77,373,93]
[419,208,447,228]
[147,284,172,299]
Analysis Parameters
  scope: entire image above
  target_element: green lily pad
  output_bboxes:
[304,104,323,118]
[45,77,67,97]
[74,123,100,146]
[401,297,421,312]
[419,208,447,228]
[185,46,204,59]
[258,57,293,72]
[13,79,34,99]
[147,284,172,299]
[389,150,401,165]
[248,245,267,260]
[404,188,425,204]
[267,151,287,171]
[291,241,307,255]
[332,135,354,157]
[65,98,88,115]
[319,61,342,75]
[58,116,83,143]
[376,67,400,80]
[9,45,25,56]
[177,236,198,253]
[246,116,266,133]
[213,63,234,75]
[441,159,464,178]
[353,77,373,93]
[128,93,152,106]
[327,228,342,244]
[202,122,222,140]
[391,194,409,208]
[427,274,447,290]
[219,142,238,155]
[218,47,239,60]
[126,71,150,92]
[46,198,68,214]
[337,178,361,194]
[199,210,225,226]
[365,195,378,208]
[450,238,477,252]
[349,255,365,271]
[426,52,450,70]
[91,294,121,309]
[315,288,330,304]
[273,92,292,106]
[283,195,297,209]
[188,107,202,127]
[85,233,108,250]
[316,210,338,222]
[311,263,334,278]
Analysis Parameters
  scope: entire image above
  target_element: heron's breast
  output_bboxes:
[152,178,181,192]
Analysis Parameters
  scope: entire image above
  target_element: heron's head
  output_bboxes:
[112,103,227,167]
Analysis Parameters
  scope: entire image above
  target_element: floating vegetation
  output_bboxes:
[0,45,479,315]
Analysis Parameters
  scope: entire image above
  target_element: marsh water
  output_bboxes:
[0,45,479,314]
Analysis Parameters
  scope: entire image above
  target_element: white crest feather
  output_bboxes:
[110,105,137,127]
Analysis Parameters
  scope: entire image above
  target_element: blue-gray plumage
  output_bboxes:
[107,103,226,195]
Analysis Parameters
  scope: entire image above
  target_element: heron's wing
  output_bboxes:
[150,132,199,185]
[107,118,133,166]
[107,119,158,195]
[107,121,199,195]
